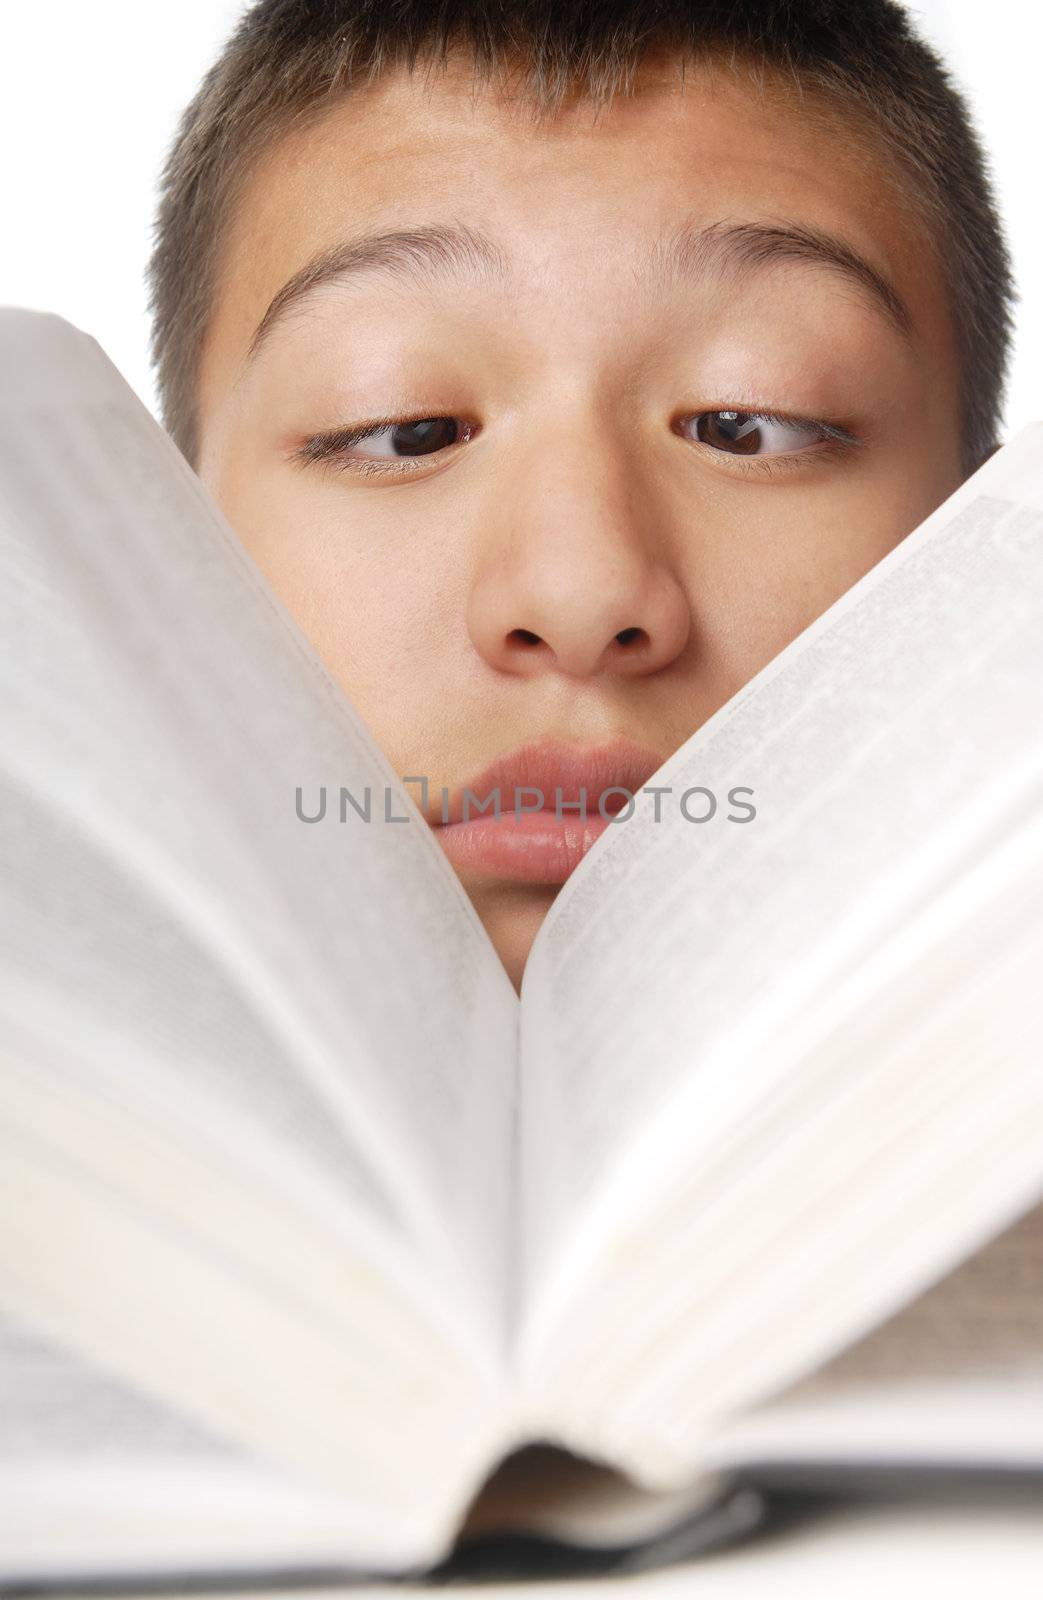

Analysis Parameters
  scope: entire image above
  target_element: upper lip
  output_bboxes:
[428,736,668,827]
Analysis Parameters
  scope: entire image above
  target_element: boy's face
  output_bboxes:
[196,52,964,991]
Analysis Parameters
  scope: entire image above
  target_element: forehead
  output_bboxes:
[198,51,951,413]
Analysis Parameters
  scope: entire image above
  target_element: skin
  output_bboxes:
[196,49,965,993]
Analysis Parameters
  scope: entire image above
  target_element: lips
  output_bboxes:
[431,735,666,826]
[427,736,667,885]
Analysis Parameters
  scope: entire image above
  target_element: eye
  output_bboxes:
[292,415,475,474]
[348,417,461,458]
[684,410,841,457]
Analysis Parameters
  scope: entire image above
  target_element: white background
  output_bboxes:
[1,2,1037,437]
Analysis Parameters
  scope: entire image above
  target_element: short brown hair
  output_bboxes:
[148,0,1014,474]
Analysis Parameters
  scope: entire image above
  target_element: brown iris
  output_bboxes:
[695,411,763,455]
[386,417,459,455]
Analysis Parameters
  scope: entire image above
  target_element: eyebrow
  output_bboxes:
[243,223,510,366]
[652,217,912,336]
[241,214,911,369]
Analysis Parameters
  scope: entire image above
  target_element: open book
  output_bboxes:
[2,308,1042,1587]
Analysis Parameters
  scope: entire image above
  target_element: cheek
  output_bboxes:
[204,458,458,747]
[696,464,954,682]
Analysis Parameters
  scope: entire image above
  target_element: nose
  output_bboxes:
[467,414,691,680]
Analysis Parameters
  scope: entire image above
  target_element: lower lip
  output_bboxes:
[433,809,619,884]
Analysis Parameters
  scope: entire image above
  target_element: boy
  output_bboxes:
[148,0,1014,991]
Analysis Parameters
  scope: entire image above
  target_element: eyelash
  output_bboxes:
[687,410,864,478]
[288,408,863,479]
[288,416,473,479]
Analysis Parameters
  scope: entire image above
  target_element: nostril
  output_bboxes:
[615,627,646,646]
[509,628,543,647]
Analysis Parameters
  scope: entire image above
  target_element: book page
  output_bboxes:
[709,1195,1043,1468]
[0,311,520,1530]
[515,831,1043,1483]
[0,1313,379,1576]
[0,1008,520,1578]
[0,310,519,1333]
[517,427,1043,1341]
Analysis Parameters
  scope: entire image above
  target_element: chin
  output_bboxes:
[468,880,562,994]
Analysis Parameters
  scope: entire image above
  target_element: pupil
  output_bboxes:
[391,417,457,456]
